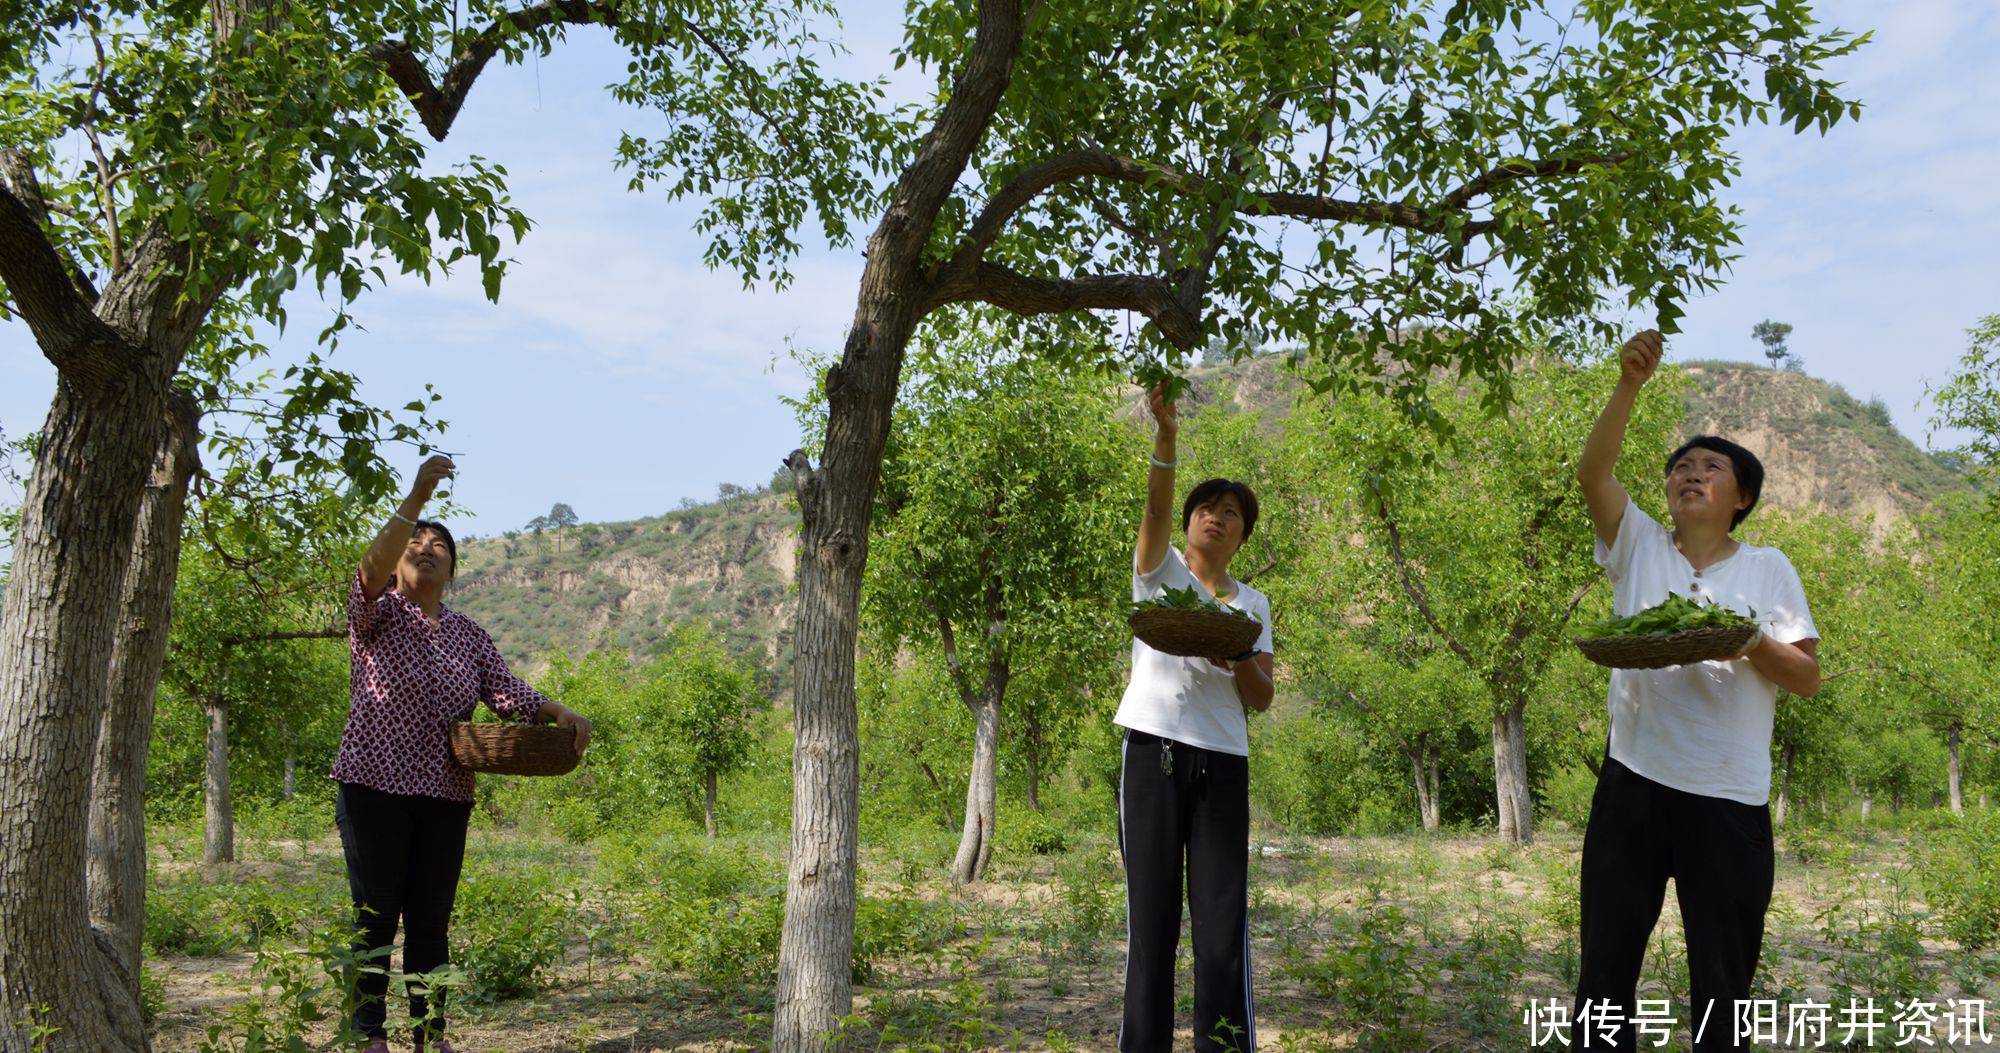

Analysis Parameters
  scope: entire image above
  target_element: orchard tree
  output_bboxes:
[0,2,872,1046]
[1290,360,1682,843]
[648,621,759,837]
[861,334,1133,883]
[711,1,1868,1038]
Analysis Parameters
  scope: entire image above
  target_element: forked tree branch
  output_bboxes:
[0,157,131,387]
[1369,477,1479,670]
[368,0,628,140]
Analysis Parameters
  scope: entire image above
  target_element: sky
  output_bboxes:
[2,0,1995,542]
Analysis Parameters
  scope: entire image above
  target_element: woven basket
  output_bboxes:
[448,720,581,777]
[1129,607,1263,660]
[1573,624,1759,670]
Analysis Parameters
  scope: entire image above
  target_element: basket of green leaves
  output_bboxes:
[1573,594,1759,670]
[1129,585,1263,660]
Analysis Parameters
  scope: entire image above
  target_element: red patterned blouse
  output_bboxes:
[331,571,549,801]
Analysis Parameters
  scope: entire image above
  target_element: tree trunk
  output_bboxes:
[0,380,166,1053]
[1947,724,1963,816]
[1412,745,1440,832]
[704,769,719,838]
[1859,792,1872,822]
[283,748,296,801]
[87,397,198,993]
[952,696,1002,884]
[202,697,234,865]
[1490,702,1533,844]
[1023,706,1042,812]
[1775,742,1795,828]
[772,0,1024,1044]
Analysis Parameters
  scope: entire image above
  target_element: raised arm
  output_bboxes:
[1136,381,1178,577]
[1577,331,1661,547]
[359,454,455,598]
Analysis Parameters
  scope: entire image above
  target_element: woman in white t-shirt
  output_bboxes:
[1113,381,1276,1053]
[1571,330,1822,1053]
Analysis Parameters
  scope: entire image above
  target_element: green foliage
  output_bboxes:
[451,870,567,1003]
[1130,583,1258,621]
[1930,314,2000,484]
[145,873,346,958]
[1920,809,2000,950]
[1280,893,1440,1052]
[1574,592,1757,638]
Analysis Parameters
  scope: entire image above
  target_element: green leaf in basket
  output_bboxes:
[1130,584,1257,622]
[1577,593,1756,639]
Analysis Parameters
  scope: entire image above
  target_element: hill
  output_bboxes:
[452,357,1961,675]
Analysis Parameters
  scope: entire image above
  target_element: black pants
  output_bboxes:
[1574,757,1773,1051]
[334,781,474,1044]
[1119,730,1254,1052]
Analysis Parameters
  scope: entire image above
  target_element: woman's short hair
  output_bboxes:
[1664,435,1764,529]
[412,519,458,578]
[1181,479,1260,540]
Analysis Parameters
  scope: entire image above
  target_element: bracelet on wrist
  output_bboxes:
[391,509,420,527]
[1149,455,1176,470]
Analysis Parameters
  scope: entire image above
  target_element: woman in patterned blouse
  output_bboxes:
[333,454,592,1053]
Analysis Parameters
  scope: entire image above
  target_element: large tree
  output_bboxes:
[1285,360,1682,843]
[861,334,1132,882]
[731,1,1863,1040]
[0,3,863,1047]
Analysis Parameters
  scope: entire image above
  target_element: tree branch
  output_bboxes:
[0,149,100,304]
[940,144,1639,283]
[217,626,345,648]
[0,159,130,387]
[930,260,1202,349]
[1369,477,1479,669]
[1437,152,1634,212]
[367,0,628,141]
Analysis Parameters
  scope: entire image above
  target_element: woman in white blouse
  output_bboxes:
[1570,330,1822,1052]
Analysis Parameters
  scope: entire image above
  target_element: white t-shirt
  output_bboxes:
[1113,546,1275,757]
[1594,498,1818,805]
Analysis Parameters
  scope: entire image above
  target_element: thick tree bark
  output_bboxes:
[1948,724,1963,816]
[952,696,1002,884]
[1490,702,1533,845]
[201,696,235,865]
[87,395,199,992]
[0,378,166,1053]
[1412,742,1441,832]
[703,769,719,838]
[771,2,1025,1048]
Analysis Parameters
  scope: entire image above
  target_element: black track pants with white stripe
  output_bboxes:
[1119,729,1255,1053]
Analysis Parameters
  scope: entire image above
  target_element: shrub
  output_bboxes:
[1921,809,2000,949]
[451,871,567,1002]
[1009,807,1069,856]
[146,879,238,957]
[1539,763,1598,831]
[1280,893,1440,1052]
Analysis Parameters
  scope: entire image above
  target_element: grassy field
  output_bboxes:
[140,801,2000,1052]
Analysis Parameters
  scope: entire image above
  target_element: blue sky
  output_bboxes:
[2,0,1995,542]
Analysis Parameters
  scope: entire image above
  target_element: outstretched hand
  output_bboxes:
[408,454,456,506]
[1620,330,1663,388]
[1147,380,1178,435]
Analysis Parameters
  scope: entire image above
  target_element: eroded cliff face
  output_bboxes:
[452,361,1957,678]
[452,493,799,674]
[1681,364,1955,536]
